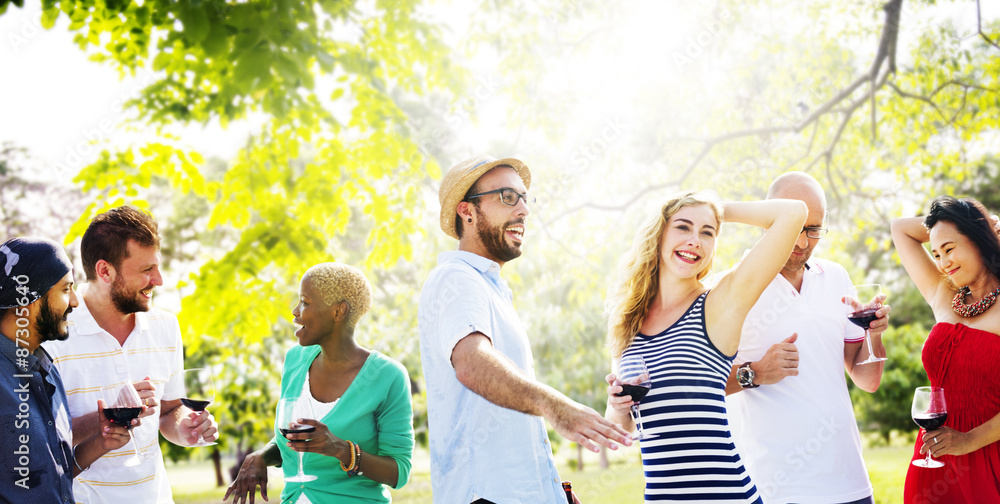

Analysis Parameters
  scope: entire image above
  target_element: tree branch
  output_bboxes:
[886,81,948,123]
[538,0,903,228]
[978,0,1000,52]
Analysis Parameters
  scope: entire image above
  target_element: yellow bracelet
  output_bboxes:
[339,440,355,472]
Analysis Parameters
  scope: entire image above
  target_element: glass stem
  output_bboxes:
[298,452,306,477]
[865,330,876,359]
[631,404,644,436]
[128,430,143,462]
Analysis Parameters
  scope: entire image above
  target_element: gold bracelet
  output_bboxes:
[339,440,355,472]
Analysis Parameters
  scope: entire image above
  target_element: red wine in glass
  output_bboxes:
[101,382,148,467]
[846,284,887,365]
[617,354,656,440]
[104,407,142,426]
[615,384,651,402]
[847,308,879,329]
[280,425,317,437]
[911,386,947,469]
[180,398,212,411]
[913,412,948,431]
[278,396,318,482]
[182,368,217,446]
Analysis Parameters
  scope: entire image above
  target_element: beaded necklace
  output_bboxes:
[952,284,1000,318]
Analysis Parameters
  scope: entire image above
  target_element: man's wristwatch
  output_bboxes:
[736,362,759,389]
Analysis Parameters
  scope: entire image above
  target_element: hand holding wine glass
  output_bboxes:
[845,284,888,365]
[181,368,218,446]
[101,382,149,467]
[95,399,131,453]
[912,386,947,468]
[277,396,318,483]
[132,376,158,418]
[612,355,656,440]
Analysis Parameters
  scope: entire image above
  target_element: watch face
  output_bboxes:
[737,366,753,386]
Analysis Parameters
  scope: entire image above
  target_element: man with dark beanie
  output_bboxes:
[0,237,128,504]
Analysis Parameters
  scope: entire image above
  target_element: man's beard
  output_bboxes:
[37,297,71,343]
[111,274,150,314]
[784,246,812,272]
[476,206,523,263]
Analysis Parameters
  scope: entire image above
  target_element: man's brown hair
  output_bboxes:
[81,206,161,281]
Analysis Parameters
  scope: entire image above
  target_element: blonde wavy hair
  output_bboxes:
[605,192,723,358]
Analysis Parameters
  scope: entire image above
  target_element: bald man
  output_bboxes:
[723,172,891,504]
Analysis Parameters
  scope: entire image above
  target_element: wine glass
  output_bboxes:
[845,284,888,365]
[911,386,947,468]
[615,355,656,440]
[181,368,217,447]
[101,382,147,467]
[277,396,318,482]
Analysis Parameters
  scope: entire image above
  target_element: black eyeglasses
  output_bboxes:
[465,187,536,207]
[800,227,829,239]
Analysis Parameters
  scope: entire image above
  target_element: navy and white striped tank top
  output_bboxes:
[623,291,761,503]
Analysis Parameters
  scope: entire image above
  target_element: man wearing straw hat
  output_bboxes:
[419,155,631,504]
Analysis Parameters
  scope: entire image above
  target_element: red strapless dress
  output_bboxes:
[904,322,1000,503]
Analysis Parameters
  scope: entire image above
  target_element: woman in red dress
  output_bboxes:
[891,196,1000,503]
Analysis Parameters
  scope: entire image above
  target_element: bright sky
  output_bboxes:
[0,2,264,181]
[0,1,995,182]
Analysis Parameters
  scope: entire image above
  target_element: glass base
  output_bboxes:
[190,440,218,447]
[856,356,888,365]
[123,456,143,467]
[631,431,657,441]
[912,458,944,468]
[285,474,318,482]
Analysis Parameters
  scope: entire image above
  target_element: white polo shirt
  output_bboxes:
[43,296,184,504]
[726,258,872,504]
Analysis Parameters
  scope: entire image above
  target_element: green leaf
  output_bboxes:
[178,4,210,44]
[41,7,59,28]
[201,18,229,57]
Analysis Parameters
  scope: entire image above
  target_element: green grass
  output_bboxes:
[171,443,912,503]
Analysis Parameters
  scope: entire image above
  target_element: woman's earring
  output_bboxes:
[467,218,472,223]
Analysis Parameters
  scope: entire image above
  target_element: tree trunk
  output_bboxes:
[599,444,609,469]
[212,447,224,486]
[576,442,584,471]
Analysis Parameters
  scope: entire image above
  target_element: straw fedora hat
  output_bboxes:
[439,155,531,240]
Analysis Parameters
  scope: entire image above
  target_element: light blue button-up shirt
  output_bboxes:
[418,251,565,504]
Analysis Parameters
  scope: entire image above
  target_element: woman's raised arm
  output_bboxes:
[708,199,807,355]
[890,216,943,307]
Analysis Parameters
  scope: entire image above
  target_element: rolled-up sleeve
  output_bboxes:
[428,268,494,365]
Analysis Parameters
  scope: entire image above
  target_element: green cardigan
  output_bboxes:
[277,345,414,503]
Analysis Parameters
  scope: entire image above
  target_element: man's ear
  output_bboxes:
[457,201,477,224]
[94,259,115,285]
